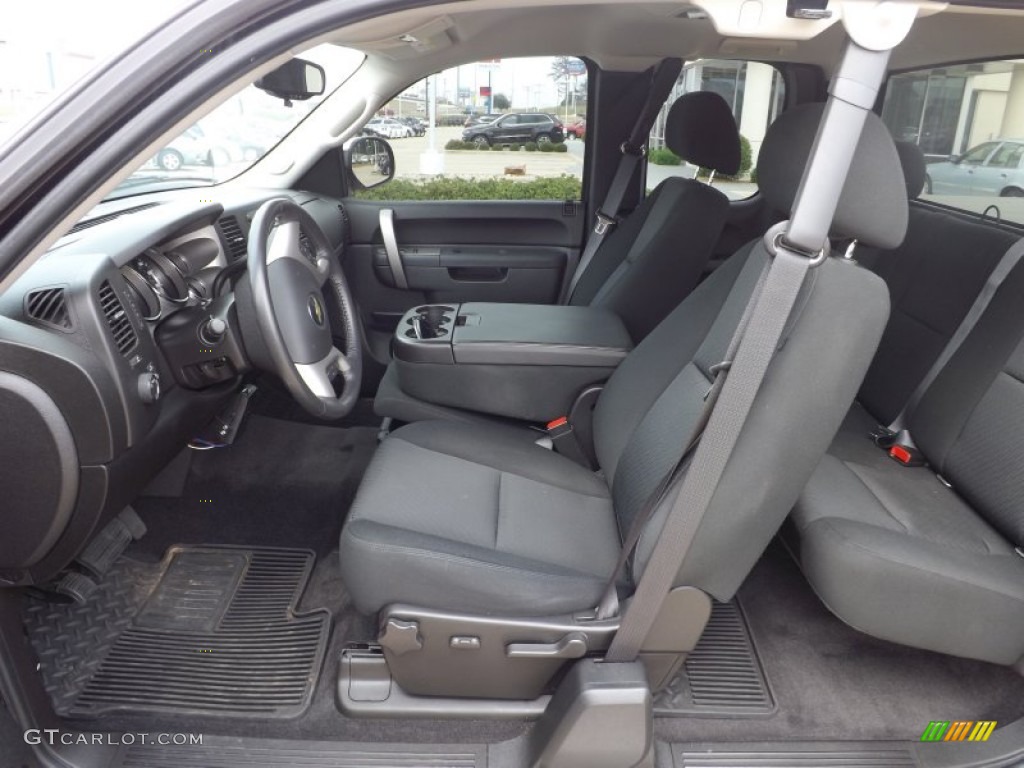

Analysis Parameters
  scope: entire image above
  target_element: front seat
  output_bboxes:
[340,103,904,695]
[373,90,743,426]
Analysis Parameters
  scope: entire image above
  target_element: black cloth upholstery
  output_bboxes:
[568,176,728,340]
[855,205,1018,424]
[793,452,1024,666]
[349,239,889,615]
[792,205,1024,666]
[757,102,908,249]
[664,91,741,175]
[339,420,621,616]
[894,141,926,199]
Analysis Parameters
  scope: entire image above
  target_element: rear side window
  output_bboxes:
[646,60,786,200]
[882,60,1024,225]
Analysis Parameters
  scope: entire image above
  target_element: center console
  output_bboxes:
[392,302,633,422]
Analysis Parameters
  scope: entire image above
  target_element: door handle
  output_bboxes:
[506,632,588,659]
[379,209,408,290]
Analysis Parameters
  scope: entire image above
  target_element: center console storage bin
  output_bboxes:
[393,302,633,422]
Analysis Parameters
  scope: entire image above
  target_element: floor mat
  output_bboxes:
[655,600,774,717]
[26,546,329,719]
[111,737,487,768]
[133,414,379,559]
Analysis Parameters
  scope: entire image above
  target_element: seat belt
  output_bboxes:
[604,232,820,662]
[594,260,770,621]
[883,235,1024,439]
[564,58,682,302]
[600,32,896,663]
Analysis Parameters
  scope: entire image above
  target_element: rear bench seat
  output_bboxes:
[791,150,1024,668]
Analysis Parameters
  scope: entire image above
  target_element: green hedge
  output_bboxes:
[648,147,682,166]
[354,175,582,201]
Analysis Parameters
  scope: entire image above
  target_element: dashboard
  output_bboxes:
[0,189,348,585]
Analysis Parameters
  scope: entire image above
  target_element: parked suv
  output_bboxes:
[462,112,564,146]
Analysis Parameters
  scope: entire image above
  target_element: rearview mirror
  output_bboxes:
[254,58,325,105]
[343,136,395,191]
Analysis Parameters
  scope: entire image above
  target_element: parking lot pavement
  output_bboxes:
[390,126,583,180]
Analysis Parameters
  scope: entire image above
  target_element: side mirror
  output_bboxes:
[343,136,395,191]
[254,58,326,105]
[950,154,962,165]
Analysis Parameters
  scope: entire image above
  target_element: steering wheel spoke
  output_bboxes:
[267,217,331,285]
[295,346,350,400]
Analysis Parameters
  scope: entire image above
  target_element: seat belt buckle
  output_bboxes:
[594,211,617,236]
[871,426,897,448]
[888,443,926,467]
[545,416,590,466]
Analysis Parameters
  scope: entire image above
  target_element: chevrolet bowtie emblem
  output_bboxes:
[307,294,325,326]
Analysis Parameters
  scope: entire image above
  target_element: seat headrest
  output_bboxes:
[894,141,926,199]
[664,91,741,176]
[757,102,909,249]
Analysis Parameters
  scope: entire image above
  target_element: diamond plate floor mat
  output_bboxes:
[25,546,330,719]
[655,600,775,717]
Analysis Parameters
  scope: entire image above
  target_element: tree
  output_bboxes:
[492,93,511,111]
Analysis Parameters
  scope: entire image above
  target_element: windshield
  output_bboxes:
[105,43,364,201]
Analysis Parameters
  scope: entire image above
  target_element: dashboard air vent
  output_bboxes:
[69,203,161,234]
[25,287,72,330]
[98,280,138,356]
[216,215,248,261]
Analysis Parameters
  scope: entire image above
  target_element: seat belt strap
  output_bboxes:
[565,58,682,302]
[594,261,770,621]
[604,234,818,663]
[886,236,1024,434]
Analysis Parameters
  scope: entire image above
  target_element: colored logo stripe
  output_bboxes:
[920,721,996,742]
[921,722,950,742]
[969,721,997,742]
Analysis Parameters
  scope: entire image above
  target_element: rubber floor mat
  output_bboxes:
[25,546,330,719]
[655,600,775,717]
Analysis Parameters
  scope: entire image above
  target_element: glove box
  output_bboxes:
[392,302,633,422]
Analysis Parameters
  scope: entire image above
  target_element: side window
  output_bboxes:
[989,143,1024,168]
[647,60,786,200]
[881,60,1024,224]
[353,56,586,202]
[961,142,997,165]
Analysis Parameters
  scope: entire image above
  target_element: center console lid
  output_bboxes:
[392,302,633,422]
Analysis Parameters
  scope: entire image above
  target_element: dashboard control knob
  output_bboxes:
[200,316,228,345]
[137,372,161,404]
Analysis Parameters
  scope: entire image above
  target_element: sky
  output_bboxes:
[2,0,191,55]
[0,1,191,138]
[424,58,586,112]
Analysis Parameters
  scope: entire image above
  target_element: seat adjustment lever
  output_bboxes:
[506,632,587,659]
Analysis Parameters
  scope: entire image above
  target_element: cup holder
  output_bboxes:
[406,305,455,340]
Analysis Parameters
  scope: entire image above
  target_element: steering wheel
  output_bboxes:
[245,198,362,420]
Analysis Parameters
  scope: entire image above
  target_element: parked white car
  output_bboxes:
[364,117,412,139]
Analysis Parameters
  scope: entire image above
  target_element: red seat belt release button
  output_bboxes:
[547,416,569,433]
[889,445,913,464]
